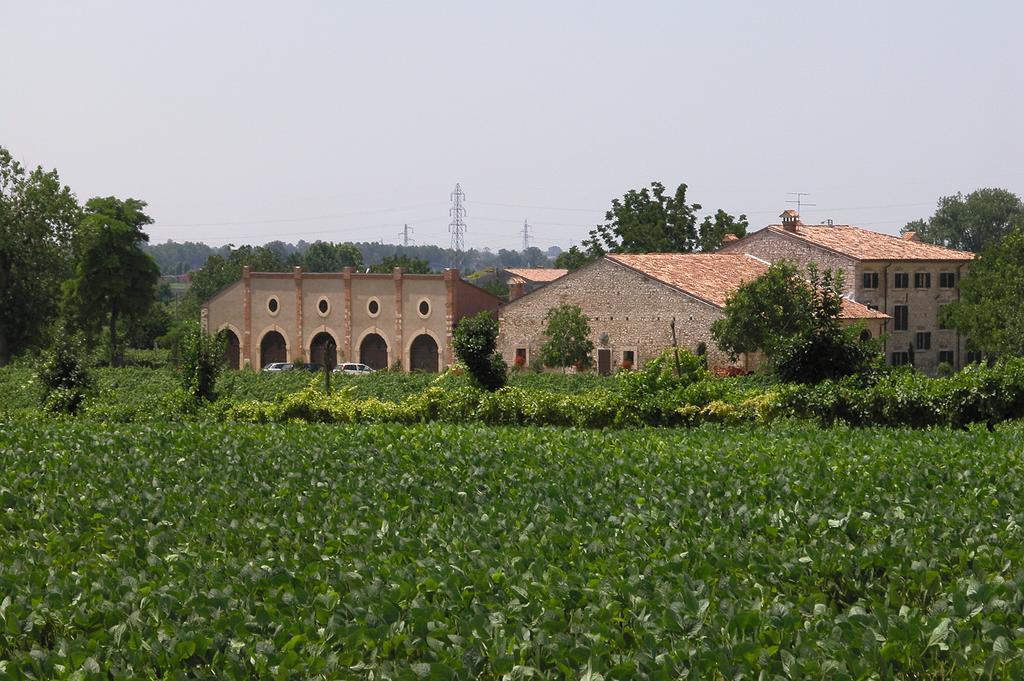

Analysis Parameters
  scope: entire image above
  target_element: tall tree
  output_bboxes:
[584,182,748,255]
[183,245,288,316]
[0,147,80,364]
[902,188,1024,253]
[370,254,432,273]
[553,245,593,271]
[697,209,749,252]
[65,197,160,366]
[585,182,702,255]
[293,241,363,272]
[942,228,1024,357]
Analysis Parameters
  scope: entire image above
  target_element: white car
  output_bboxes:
[333,362,375,375]
[262,362,293,372]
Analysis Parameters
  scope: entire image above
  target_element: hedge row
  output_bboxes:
[225,359,1024,430]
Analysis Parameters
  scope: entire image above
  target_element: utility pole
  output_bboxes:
[399,223,415,247]
[786,192,816,214]
[449,183,466,269]
[521,219,532,252]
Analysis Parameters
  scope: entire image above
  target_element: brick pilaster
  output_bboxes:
[394,267,404,370]
[293,266,304,362]
[242,266,252,368]
[343,267,353,362]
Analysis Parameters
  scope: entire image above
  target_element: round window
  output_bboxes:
[267,297,279,314]
[367,299,380,316]
[418,300,430,317]
[317,298,329,316]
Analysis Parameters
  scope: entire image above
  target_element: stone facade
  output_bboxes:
[202,267,501,371]
[721,222,972,373]
[497,258,750,372]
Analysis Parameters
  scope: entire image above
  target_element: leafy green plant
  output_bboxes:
[452,311,507,391]
[539,304,594,370]
[37,333,93,414]
[179,323,226,402]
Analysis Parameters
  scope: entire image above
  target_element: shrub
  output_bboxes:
[37,334,93,414]
[539,304,594,370]
[453,312,507,391]
[773,326,880,384]
[179,323,226,403]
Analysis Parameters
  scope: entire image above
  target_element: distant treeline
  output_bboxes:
[145,240,562,276]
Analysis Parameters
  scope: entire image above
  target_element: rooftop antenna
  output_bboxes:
[786,192,816,215]
[521,219,532,251]
[399,223,415,247]
[449,183,466,269]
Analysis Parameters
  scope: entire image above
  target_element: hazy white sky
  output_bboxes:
[4,1,1022,250]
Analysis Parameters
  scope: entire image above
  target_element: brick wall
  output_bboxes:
[497,258,746,371]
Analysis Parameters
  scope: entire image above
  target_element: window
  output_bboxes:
[916,332,931,350]
[894,272,909,289]
[894,305,908,331]
[417,299,431,318]
[938,350,955,366]
[914,272,931,289]
[622,350,635,369]
[367,298,380,316]
[514,348,527,367]
[966,350,984,365]
[317,297,329,316]
[267,297,279,315]
[862,272,879,289]
[940,272,956,288]
[891,351,910,366]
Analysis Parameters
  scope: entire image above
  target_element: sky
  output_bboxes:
[3,1,1023,251]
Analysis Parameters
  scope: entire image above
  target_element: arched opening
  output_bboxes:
[309,331,338,369]
[260,331,287,367]
[221,329,240,370]
[410,334,439,373]
[860,329,873,342]
[359,333,389,370]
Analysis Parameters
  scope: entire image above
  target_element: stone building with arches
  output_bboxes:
[201,266,501,372]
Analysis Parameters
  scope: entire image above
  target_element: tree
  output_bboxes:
[553,245,593,271]
[585,182,702,255]
[0,147,80,365]
[370,254,432,273]
[539,304,594,370]
[711,261,817,359]
[452,311,507,391]
[713,261,877,381]
[584,181,749,256]
[942,228,1024,357]
[522,246,548,268]
[65,197,160,366]
[697,209,749,252]
[37,331,93,414]
[183,245,288,316]
[294,241,363,272]
[902,188,1024,253]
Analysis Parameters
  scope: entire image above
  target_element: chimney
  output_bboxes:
[508,281,525,301]
[902,231,920,242]
[780,209,801,232]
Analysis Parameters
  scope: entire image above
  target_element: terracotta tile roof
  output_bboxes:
[840,298,888,319]
[765,224,973,261]
[606,253,886,319]
[504,268,568,284]
[606,253,770,307]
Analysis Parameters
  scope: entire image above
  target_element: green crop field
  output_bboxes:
[3,419,1024,679]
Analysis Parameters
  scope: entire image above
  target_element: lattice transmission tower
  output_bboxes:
[521,219,532,251]
[449,183,466,268]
